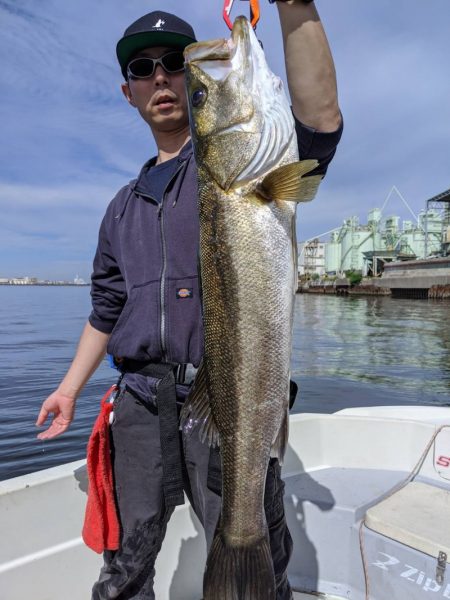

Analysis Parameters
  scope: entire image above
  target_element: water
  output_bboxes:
[0,287,449,481]
[0,287,113,481]
[292,294,450,412]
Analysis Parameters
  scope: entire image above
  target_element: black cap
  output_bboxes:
[116,11,197,78]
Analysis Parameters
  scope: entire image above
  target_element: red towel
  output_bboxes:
[82,385,120,553]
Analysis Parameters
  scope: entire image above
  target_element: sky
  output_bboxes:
[0,0,449,280]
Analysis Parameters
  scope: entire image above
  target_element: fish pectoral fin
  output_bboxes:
[270,408,289,464]
[180,361,220,447]
[257,159,322,202]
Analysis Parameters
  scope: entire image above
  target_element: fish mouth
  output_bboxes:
[230,15,252,49]
[184,17,254,140]
[184,16,250,67]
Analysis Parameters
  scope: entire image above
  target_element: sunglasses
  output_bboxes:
[127,51,185,79]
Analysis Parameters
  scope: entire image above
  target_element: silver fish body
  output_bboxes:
[183,16,321,600]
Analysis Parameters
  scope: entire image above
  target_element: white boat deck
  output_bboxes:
[293,594,341,599]
[1,406,449,600]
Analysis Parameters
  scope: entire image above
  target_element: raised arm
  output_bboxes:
[277,0,341,132]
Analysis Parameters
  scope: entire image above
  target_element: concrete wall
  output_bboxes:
[374,259,450,289]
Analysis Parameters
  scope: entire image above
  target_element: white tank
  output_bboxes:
[325,233,341,273]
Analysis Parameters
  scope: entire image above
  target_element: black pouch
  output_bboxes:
[289,379,298,410]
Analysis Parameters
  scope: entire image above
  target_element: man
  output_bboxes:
[36,2,342,599]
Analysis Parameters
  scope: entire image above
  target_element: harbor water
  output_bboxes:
[1,286,449,481]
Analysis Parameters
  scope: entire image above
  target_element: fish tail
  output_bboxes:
[203,531,275,600]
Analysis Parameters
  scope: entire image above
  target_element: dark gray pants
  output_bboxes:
[91,389,293,600]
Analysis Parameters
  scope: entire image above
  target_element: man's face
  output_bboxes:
[122,46,189,133]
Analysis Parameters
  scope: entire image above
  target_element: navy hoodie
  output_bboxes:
[89,141,203,367]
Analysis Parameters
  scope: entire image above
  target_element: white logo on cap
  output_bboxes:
[154,19,165,28]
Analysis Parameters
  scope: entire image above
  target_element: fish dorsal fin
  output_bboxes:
[180,361,220,447]
[257,159,322,202]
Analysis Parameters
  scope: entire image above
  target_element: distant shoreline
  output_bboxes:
[0,283,90,287]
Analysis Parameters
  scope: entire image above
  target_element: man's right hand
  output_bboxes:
[34,321,111,440]
[36,391,76,439]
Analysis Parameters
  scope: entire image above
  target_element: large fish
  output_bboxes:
[182,16,322,600]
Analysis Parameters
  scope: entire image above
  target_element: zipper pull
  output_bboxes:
[157,202,163,219]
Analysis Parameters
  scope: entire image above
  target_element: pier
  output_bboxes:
[372,257,450,298]
[299,257,450,299]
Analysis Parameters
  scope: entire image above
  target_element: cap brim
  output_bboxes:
[117,31,196,77]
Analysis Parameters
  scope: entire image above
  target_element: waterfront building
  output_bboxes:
[444,225,450,256]
[425,188,450,258]
[298,240,326,276]
[318,208,446,277]
[9,277,38,285]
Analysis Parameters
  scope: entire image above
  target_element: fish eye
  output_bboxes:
[191,88,207,108]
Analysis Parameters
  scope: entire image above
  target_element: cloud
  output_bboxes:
[0,180,121,279]
[0,0,449,278]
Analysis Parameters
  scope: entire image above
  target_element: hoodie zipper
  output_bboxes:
[135,159,186,361]
[158,201,168,359]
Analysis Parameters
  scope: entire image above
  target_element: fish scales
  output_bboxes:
[200,179,294,536]
[183,15,322,600]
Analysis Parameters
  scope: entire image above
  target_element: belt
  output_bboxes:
[121,359,197,385]
[120,360,187,508]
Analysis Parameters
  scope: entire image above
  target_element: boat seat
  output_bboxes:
[365,480,450,560]
[284,467,407,523]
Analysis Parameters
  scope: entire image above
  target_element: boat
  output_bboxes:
[1,405,449,599]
